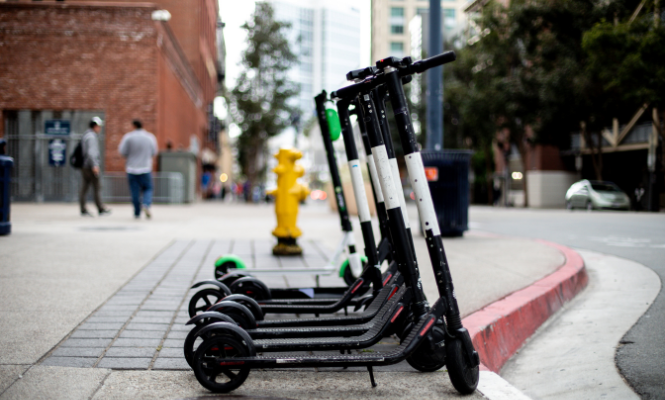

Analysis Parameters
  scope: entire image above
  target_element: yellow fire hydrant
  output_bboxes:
[268,148,310,256]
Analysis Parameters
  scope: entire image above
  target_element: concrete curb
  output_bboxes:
[463,239,588,373]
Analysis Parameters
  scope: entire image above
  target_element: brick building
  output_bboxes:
[0,1,222,201]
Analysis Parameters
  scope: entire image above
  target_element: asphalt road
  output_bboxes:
[467,206,665,400]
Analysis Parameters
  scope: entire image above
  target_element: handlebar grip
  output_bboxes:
[331,81,364,100]
[411,51,456,74]
[347,66,378,82]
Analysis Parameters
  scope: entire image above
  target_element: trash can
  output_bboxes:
[420,150,473,237]
[0,155,13,236]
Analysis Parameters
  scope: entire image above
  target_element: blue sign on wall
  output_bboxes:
[48,139,67,167]
[45,120,71,135]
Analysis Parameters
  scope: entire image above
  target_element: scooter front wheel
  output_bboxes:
[193,336,251,393]
[188,289,225,317]
[406,323,446,372]
[446,338,479,394]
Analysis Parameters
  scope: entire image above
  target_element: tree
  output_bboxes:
[583,0,665,182]
[448,0,604,205]
[228,3,299,196]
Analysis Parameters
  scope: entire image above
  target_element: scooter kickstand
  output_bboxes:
[367,366,377,387]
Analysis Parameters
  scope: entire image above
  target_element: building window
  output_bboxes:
[391,24,404,34]
[390,7,404,17]
[444,9,456,18]
[390,41,404,57]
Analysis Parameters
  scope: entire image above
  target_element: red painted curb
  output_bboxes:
[462,239,588,373]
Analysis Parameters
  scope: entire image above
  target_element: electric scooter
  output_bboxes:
[182,88,420,368]
[186,93,402,318]
[189,51,479,395]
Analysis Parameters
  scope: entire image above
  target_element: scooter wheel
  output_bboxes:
[183,315,235,367]
[217,272,251,287]
[230,277,271,301]
[406,324,446,372]
[193,336,251,393]
[446,338,479,394]
[188,289,225,318]
[214,260,242,278]
[342,258,369,287]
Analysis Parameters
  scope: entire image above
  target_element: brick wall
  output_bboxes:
[0,2,207,173]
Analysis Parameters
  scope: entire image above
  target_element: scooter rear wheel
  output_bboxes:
[446,338,479,394]
[193,336,251,393]
[188,289,225,317]
[406,323,446,372]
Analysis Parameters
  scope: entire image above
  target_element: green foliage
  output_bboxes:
[583,12,665,112]
[229,3,299,186]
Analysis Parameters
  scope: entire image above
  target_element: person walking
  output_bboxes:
[80,117,111,217]
[118,120,158,219]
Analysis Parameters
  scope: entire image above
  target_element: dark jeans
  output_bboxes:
[80,167,104,213]
[127,172,153,217]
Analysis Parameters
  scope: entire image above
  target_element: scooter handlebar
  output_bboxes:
[347,66,378,82]
[411,51,456,74]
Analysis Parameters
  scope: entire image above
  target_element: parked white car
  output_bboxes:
[565,180,631,210]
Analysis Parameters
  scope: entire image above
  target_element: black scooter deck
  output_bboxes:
[254,272,402,329]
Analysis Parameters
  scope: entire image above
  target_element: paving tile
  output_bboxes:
[85,316,131,323]
[42,357,97,368]
[156,347,184,358]
[133,311,174,318]
[119,330,166,339]
[165,330,188,340]
[104,347,156,358]
[70,329,120,339]
[130,316,174,324]
[112,338,162,348]
[51,347,106,357]
[78,322,125,331]
[61,338,113,348]
[162,339,184,348]
[153,358,189,370]
[124,323,170,331]
[97,357,152,369]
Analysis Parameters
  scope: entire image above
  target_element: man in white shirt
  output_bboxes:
[118,120,158,219]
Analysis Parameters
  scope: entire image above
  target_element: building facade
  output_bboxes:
[372,0,466,62]
[269,0,362,116]
[0,1,222,202]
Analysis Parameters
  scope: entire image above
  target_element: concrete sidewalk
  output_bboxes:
[1,201,567,399]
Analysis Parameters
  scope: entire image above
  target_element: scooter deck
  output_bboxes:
[254,272,402,329]
[247,285,407,339]
[198,297,444,369]
[259,267,396,306]
[253,286,407,350]
[262,240,394,304]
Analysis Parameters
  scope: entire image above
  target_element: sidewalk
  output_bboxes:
[1,201,570,399]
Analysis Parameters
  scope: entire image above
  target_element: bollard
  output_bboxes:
[268,148,310,255]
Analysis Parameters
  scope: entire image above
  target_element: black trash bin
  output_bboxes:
[420,150,473,237]
[0,154,13,235]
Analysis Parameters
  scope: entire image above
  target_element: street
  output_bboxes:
[469,206,665,399]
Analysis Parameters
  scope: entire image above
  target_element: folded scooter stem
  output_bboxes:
[314,91,363,280]
[350,104,391,255]
[370,86,417,257]
[380,65,463,330]
[336,98,381,280]
[356,91,430,321]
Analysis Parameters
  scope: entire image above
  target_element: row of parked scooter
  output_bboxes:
[183,51,480,394]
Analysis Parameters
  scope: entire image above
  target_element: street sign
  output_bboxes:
[48,139,67,166]
[45,120,71,135]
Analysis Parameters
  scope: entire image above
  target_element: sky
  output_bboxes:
[215,0,372,125]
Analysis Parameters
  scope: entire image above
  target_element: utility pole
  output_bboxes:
[426,0,443,150]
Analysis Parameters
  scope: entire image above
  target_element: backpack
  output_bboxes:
[70,141,84,169]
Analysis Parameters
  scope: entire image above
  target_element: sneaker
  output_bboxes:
[143,205,151,219]
[81,210,94,217]
[99,208,112,216]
